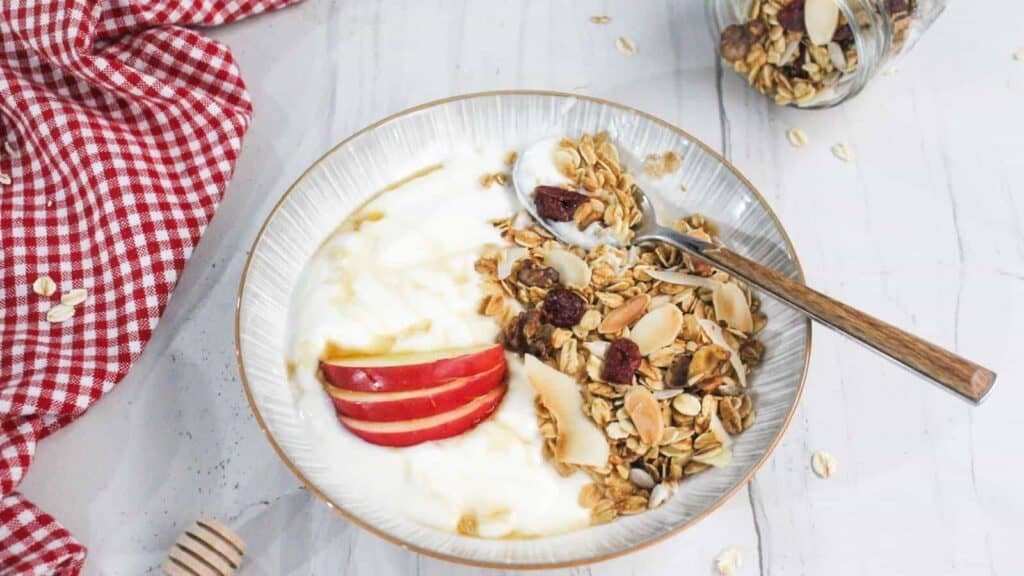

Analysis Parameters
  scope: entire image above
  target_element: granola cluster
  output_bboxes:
[720,0,917,107]
[536,132,648,246]
[475,138,767,525]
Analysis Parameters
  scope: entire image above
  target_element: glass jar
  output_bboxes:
[706,0,946,108]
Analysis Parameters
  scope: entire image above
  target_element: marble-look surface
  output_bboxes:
[18,1,1023,574]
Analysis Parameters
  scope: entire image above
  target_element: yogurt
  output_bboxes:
[287,147,591,538]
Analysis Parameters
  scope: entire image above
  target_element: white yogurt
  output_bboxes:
[287,147,591,538]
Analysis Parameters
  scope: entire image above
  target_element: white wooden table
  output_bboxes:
[19,1,1023,574]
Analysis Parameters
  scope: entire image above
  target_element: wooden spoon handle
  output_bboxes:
[699,245,996,404]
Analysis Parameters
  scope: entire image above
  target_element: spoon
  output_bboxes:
[513,144,996,405]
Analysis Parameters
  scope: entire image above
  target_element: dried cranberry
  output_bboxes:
[534,186,588,222]
[832,24,853,42]
[517,260,560,288]
[601,339,642,385]
[777,0,806,32]
[541,288,586,328]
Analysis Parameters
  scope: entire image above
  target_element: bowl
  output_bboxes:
[236,91,810,568]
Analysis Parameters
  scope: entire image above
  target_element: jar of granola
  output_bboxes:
[707,0,946,107]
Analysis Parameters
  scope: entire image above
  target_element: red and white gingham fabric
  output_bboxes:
[0,1,298,573]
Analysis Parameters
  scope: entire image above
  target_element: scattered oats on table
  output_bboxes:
[32,275,57,297]
[811,450,838,478]
[476,134,768,523]
[616,36,637,56]
[61,288,88,306]
[831,142,854,163]
[716,546,743,576]
[786,128,808,148]
[46,303,75,324]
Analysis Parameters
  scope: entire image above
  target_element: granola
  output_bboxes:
[476,135,766,524]
[719,0,917,107]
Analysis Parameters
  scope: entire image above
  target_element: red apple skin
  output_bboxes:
[326,362,506,421]
[320,344,504,392]
[338,385,506,447]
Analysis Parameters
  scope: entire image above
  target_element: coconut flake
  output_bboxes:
[645,268,721,291]
[697,318,747,388]
[712,282,753,332]
[544,248,591,288]
[631,304,684,355]
[496,246,528,280]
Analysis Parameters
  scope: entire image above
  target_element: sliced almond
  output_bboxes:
[46,303,74,323]
[598,293,650,334]
[624,387,664,446]
[61,288,87,306]
[544,248,591,288]
[525,355,610,467]
[631,304,684,355]
[804,0,840,46]
[712,283,753,332]
[671,393,702,417]
[497,247,528,280]
[697,318,747,388]
[32,275,57,297]
[645,268,721,291]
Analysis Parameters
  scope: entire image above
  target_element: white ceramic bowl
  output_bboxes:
[236,91,810,569]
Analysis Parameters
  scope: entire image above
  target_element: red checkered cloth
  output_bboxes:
[0,1,299,573]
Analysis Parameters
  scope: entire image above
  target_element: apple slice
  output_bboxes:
[524,354,610,467]
[326,362,506,421]
[321,344,504,392]
[338,385,506,447]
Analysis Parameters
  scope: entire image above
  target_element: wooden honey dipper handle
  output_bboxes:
[162,518,246,576]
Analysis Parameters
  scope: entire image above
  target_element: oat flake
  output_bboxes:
[46,304,74,323]
[811,450,838,478]
[831,143,854,163]
[590,15,611,24]
[0,173,10,186]
[716,547,742,576]
[32,275,57,297]
[1015,48,1024,61]
[616,36,637,56]
[786,128,808,148]
[61,288,88,306]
